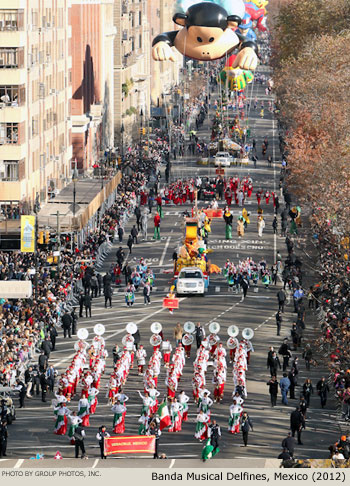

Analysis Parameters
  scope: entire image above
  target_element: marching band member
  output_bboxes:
[108,373,118,404]
[178,390,190,422]
[138,390,153,416]
[228,400,243,434]
[115,389,129,405]
[228,337,239,363]
[136,344,147,375]
[111,400,127,434]
[232,391,244,406]
[195,410,210,442]
[162,339,172,368]
[88,387,99,415]
[53,402,71,435]
[182,333,193,359]
[67,411,82,443]
[198,390,213,420]
[138,411,149,435]
[168,397,183,432]
[166,366,178,400]
[213,363,226,403]
[78,395,90,427]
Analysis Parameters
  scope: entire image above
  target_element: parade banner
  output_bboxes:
[163,298,179,309]
[20,215,36,253]
[104,435,155,455]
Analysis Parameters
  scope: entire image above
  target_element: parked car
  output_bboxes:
[214,151,233,167]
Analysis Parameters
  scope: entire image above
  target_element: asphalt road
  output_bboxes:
[2,65,339,465]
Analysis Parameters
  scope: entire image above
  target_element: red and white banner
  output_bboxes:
[104,435,155,456]
[163,298,179,309]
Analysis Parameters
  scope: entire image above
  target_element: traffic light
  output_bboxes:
[37,231,44,245]
[139,128,143,135]
[142,128,146,135]
[45,231,50,244]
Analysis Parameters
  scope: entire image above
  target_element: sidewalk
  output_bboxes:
[37,171,121,231]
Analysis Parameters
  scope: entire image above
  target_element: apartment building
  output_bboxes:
[0,0,72,210]
[71,0,115,171]
[113,0,151,147]
[147,0,182,108]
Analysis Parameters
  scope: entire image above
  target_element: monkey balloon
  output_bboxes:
[152,1,258,70]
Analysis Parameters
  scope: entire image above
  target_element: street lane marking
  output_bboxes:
[92,459,99,469]
[159,237,171,266]
[169,459,175,469]
[14,459,23,468]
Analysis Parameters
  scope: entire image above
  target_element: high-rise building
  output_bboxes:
[147,0,182,107]
[0,0,73,210]
[71,0,115,171]
[113,0,151,148]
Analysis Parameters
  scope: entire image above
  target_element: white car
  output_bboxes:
[176,267,206,296]
[214,151,233,167]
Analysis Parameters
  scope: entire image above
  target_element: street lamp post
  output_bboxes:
[140,108,144,142]
[140,108,144,163]
[72,167,78,218]
[121,123,125,165]
[33,193,40,300]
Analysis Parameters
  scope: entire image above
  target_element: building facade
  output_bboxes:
[71,0,115,171]
[113,0,151,148]
[0,0,73,210]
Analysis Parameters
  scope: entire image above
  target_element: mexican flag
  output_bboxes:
[158,402,171,431]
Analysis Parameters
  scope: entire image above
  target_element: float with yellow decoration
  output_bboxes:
[174,217,210,296]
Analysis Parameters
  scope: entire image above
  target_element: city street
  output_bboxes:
[1,66,338,463]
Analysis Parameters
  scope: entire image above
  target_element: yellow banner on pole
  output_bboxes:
[21,215,36,253]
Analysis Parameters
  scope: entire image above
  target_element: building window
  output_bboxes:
[139,11,142,25]
[131,37,135,51]
[2,161,19,181]
[0,85,25,107]
[0,10,24,31]
[0,48,24,68]
[139,34,142,49]
[0,123,20,144]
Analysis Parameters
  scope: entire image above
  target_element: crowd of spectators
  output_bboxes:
[0,132,170,387]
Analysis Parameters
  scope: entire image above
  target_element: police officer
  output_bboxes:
[0,420,8,457]
[149,417,161,459]
[14,379,26,408]
[209,419,221,455]
[278,339,292,371]
[290,407,305,445]
[275,311,282,336]
[40,373,48,402]
[74,424,87,459]
[240,412,253,446]
[96,426,110,459]
[195,322,205,349]
[71,308,78,335]
[79,291,84,318]
[61,311,72,338]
